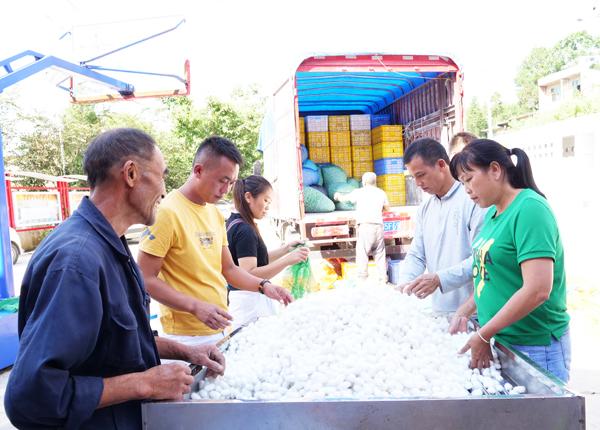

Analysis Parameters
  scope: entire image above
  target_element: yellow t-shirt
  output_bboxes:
[140,190,228,336]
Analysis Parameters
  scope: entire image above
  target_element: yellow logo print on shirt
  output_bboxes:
[474,238,495,298]
[196,232,215,249]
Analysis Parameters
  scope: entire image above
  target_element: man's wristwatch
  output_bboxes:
[258,279,271,294]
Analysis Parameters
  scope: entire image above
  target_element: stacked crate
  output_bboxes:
[372,125,405,206]
[306,115,330,163]
[298,116,306,146]
[328,115,352,177]
[350,114,373,179]
[377,173,406,206]
[371,114,391,129]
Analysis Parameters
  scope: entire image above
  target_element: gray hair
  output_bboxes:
[362,171,376,186]
[84,128,157,188]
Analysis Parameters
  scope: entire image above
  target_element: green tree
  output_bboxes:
[515,31,600,111]
[164,87,265,182]
[466,97,488,138]
[5,104,160,185]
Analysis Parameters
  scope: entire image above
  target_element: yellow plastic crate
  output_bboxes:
[307,131,329,148]
[299,131,306,145]
[372,141,403,159]
[377,174,406,191]
[386,191,407,206]
[341,261,378,279]
[352,146,373,162]
[335,160,353,177]
[353,161,374,179]
[328,115,350,131]
[329,131,351,147]
[351,130,371,146]
[309,146,330,163]
[372,125,404,144]
[330,145,352,163]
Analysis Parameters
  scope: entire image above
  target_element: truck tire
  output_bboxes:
[11,241,20,265]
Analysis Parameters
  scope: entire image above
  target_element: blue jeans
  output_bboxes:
[510,329,571,382]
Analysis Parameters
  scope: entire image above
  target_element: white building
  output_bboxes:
[537,55,600,110]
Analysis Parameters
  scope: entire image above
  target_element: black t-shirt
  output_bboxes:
[226,213,269,291]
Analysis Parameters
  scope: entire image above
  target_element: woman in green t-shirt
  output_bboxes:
[449,139,570,382]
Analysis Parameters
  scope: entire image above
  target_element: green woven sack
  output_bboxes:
[304,186,335,213]
[326,182,356,200]
[321,165,348,186]
[347,178,361,188]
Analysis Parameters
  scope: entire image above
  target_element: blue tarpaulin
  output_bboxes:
[295,71,444,114]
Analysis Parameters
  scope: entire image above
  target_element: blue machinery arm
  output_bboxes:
[0,19,189,368]
[1,18,189,98]
[0,50,136,95]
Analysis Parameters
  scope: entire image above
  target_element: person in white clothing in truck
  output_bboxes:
[335,172,390,282]
[397,138,485,332]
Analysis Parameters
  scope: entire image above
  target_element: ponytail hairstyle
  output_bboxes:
[449,139,545,198]
[232,175,273,237]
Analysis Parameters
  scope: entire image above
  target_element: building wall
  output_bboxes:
[538,64,600,111]
[495,113,600,288]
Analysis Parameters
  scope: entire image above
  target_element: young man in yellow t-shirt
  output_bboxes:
[138,136,292,345]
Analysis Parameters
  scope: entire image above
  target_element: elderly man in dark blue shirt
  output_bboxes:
[4,128,225,429]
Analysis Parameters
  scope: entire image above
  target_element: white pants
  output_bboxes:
[228,290,279,330]
[356,223,387,282]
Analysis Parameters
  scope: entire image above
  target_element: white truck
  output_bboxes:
[260,54,464,258]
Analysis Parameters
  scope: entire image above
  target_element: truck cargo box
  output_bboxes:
[259,54,463,256]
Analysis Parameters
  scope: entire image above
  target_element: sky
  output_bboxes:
[1,0,599,117]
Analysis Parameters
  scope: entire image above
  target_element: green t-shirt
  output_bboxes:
[472,189,569,346]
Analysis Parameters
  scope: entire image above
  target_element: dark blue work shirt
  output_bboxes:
[5,197,160,429]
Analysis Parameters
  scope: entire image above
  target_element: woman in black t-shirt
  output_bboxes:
[227,176,309,329]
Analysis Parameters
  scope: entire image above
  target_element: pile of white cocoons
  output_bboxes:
[193,284,526,401]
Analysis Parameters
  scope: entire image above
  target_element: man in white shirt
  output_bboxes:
[335,172,390,282]
[398,138,485,329]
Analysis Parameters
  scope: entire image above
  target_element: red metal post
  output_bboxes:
[4,179,15,228]
[58,181,70,220]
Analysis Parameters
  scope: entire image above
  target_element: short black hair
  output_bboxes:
[83,128,156,188]
[404,138,450,166]
[194,135,243,168]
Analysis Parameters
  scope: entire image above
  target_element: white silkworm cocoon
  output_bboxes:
[194,285,521,401]
[510,386,527,395]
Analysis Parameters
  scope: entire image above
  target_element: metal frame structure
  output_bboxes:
[0,21,189,369]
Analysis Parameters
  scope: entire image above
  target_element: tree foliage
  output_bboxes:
[164,87,265,183]
[515,31,600,111]
[4,105,158,186]
[466,97,488,138]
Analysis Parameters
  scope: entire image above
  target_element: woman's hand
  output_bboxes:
[459,332,494,369]
[286,240,306,252]
[284,247,309,265]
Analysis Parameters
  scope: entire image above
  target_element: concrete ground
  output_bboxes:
[1,220,599,429]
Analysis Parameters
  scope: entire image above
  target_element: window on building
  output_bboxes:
[572,79,581,92]
[551,86,561,102]
[562,136,575,158]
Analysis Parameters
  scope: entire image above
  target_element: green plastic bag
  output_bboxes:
[289,259,311,299]
[0,297,19,313]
